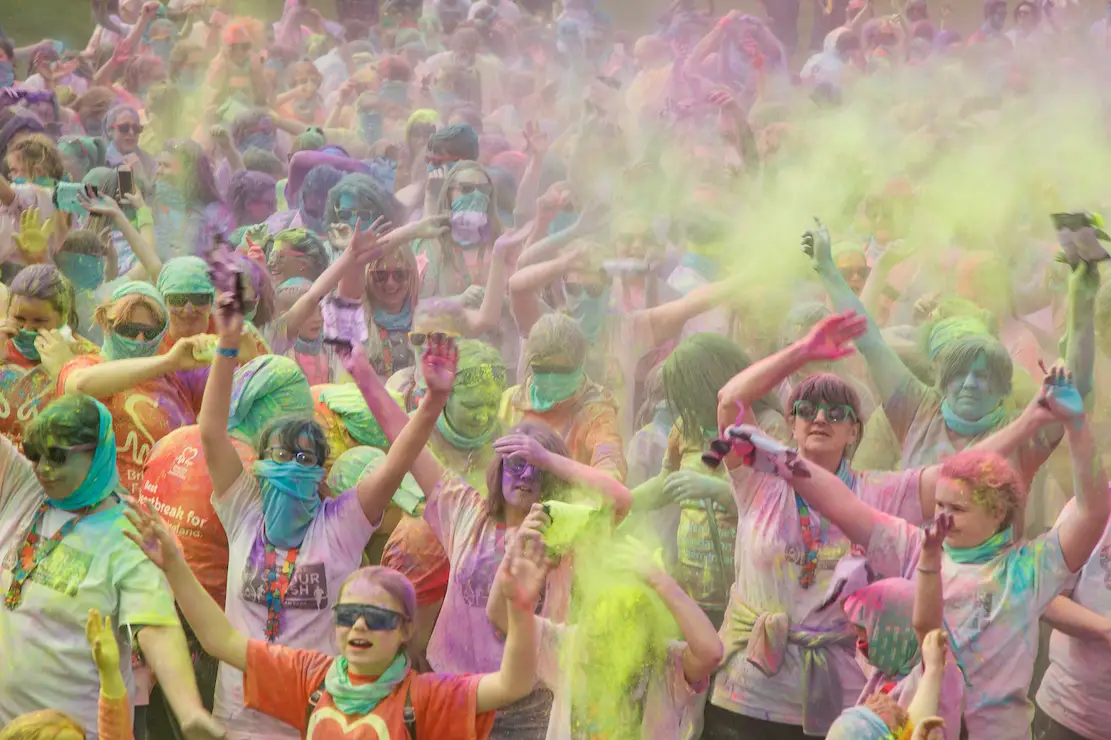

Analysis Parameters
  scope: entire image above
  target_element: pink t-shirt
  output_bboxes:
[1036,499,1111,740]
[211,470,377,740]
[710,465,923,729]
[537,619,706,740]
[867,510,1074,740]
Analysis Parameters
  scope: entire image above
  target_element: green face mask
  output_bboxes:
[528,367,585,412]
[12,329,41,361]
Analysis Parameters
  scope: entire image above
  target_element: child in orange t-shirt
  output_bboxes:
[123,497,546,739]
[0,609,132,740]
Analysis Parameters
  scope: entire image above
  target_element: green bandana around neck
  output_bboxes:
[940,399,1007,438]
[944,525,1013,565]
[323,653,410,716]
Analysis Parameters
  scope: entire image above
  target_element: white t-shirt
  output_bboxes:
[538,619,703,739]
[868,510,1074,740]
[1036,499,1111,740]
[710,465,923,729]
[0,436,178,738]
[211,470,377,740]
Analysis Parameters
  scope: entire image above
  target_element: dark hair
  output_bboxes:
[323,173,402,231]
[9,264,79,330]
[257,416,329,467]
[484,422,569,521]
[162,138,222,206]
[227,169,277,228]
[935,335,1012,396]
[786,373,865,457]
[270,228,330,280]
[243,147,285,178]
[662,333,756,439]
[26,393,100,452]
[234,252,275,327]
[60,229,108,257]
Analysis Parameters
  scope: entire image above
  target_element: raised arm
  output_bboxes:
[614,537,723,684]
[198,294,248,498]
[717,311,867,433]
[348,339,456,525]
[461,238,510,336]
[907,629,947,730]
[493,433,634,523]
[508,249,575,338]
[640,277,733,350]
[1062,261,1098,399]
[913,514,950,644]
[808,223,920,404]
[125,500,248,672]
[476,530,542,713]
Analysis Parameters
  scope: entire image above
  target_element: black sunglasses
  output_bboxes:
[336,209,380,224]
[23,442,96,466]
[453,182,492,197]
[701,438,732,470]
[373,269,409,285]
[115,322,161,340]
[793,400,856,424]
[165,293,214,308]
[113,123,143,135]
[564,282,607,299]
[333,603,406,630]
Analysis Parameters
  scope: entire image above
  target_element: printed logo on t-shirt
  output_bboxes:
[783,540,849,570]
[241,560,330,610]
[458,548,501,608]
[3,541,92,597]
[307,706,391,739]
[167,444,201,480]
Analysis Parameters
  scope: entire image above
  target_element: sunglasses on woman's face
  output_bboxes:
[335,209,379,224]
[793,400,856,424]
[113,123,143,135]
[23,442,97,466]
[334,603,406,630]
[115,322,161,340]
[503,456,533,475]
[165,293,214,309]
[407,330,458,347]
[453,182,492,197]
[267,447,319,467]
[372,269,409,285]
[563,282,607,299]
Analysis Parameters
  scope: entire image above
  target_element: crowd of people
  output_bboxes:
[1,0,1111,738]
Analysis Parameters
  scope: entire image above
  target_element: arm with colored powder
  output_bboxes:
[638,277,734,350]
[1062,261,1098,400]
[86,609,132,740]
[906,629,947,730]
[508,248,577,338]
[477,529,543,713]
[616,538,723,683]
[346,339,454,525]
[512,122,548,226]
[460,235,510,336]
[809,223,922,406]
[138,624,225,738]
[858,241,915,324]
[515,201,607,270]
[64,338,206,398]
[493,433,633,522]
[912,514,949,644]
[125,500,249,672]
[79,192,163,282]
[198,293,247,498]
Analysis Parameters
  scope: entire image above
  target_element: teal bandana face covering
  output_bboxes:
[254,459,325,548]
[529,366,585,411]
[50,400,120,511]
[450,190,490,247]
[12,329,42,361]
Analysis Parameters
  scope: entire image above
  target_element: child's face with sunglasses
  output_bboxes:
[164,292,213,338]
[24,441,97,501]
[334,579,413,674]
[834,251,870,295]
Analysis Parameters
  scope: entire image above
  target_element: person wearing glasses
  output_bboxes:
[123,495,543,740]
[0,392,221,737]
[351,338,631,739]
[195,292,458,739]
[103,105,155,182]
[59,280,204,495]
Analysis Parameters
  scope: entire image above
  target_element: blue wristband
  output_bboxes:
[216,346,239,358]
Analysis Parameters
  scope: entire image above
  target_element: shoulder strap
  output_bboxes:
[404,682,417,739]
[306,677,327,727]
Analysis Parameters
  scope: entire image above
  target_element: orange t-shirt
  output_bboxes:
[0,337,99,447]
[244,640,496,740]
[57,355,197,495]
[140,425,256,608]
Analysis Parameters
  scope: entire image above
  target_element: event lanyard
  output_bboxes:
[262,540,300,642]
[5,502,88,610]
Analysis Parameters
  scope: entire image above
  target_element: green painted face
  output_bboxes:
[444,380,501,438]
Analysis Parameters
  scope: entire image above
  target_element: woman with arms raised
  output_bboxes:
[720,363,1108,739]
[125,499,539,740]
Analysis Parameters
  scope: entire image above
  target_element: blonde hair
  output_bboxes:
[0,710,84,740]
[8,135,65,181]
[363,247,420,368]
[94,293,167,332]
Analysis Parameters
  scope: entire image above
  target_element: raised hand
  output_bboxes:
[212,292,244,343]
[799,311,867,362]
[35,329,77,378]
[78,191,125,221]
[347,216,394,265]
[493,433,553,472]
[921,628,949,670]
[801,217,833,267]
[13,207,54,260]
[337,340,375,383]
[1032,362,1084,427]
[421,334,458,396]
[912,717,946,740]
[499,523,549,611]
[122,496,185,571]
[85,608,120,675]
[209,125,233,150]
[523,120,549,160]
[922,512,953,553]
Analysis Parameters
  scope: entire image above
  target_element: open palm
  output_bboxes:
[800,311,867,362]
[123,497,183,571]
[421,336,459,395]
